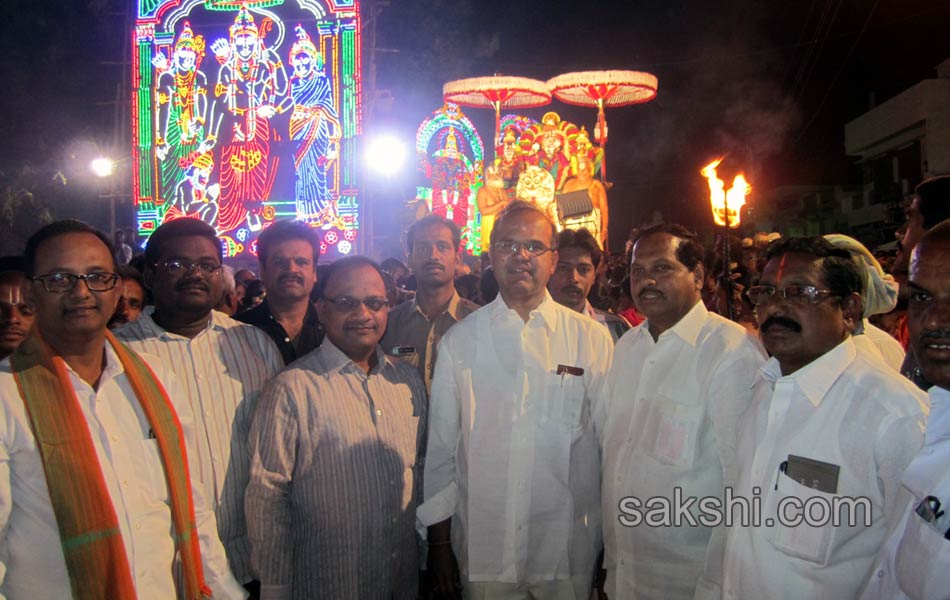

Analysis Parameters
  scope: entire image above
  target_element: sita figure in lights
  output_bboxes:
[210,5,290,233]
[153,22,212,209]
[288,25,341,225]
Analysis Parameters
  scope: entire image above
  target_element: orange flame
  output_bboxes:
[701,158,749,228]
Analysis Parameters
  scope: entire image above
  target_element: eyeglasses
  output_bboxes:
[323,295,390,312]
[492,240,555,256]
[32,272,120,293]
[746,285,833,306]
[156,259,223,275]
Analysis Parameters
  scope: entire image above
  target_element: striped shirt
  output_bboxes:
[114,308,283,584]
[246,340,427,600]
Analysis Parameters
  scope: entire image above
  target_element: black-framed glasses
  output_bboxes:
[324,295,390,312]
[31,272,120,293]
[156,259,223,275]
[746,285,833,306]
[492,240,555,257]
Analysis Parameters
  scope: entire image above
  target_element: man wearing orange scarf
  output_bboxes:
[0,220,244,599]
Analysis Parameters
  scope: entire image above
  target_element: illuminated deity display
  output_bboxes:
[415,103,485,253]
[134,0,362,257]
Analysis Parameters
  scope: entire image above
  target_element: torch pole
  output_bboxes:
[722,194,734,321]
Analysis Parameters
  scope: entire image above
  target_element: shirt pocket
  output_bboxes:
[647,396,701,468]
[894,506,950,600]
[767,472,836,565]
[141,439,169,503]
[543,372,586,431]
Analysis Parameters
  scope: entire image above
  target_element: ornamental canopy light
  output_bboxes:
[443,76,551,151]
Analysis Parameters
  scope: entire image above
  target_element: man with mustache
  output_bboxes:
[547,227,630,343]
[597,224,764,600]
[421,201,612,599]
[894,176,950,388]
[714,236,927,599]
[107,265,147,329]
[381,215,478,393]
[0,257,34,360]
[0,220,243,599]
[236,219,324,365]
[861,220,950,599]
[247,256,427,599]
[114,217,283,593]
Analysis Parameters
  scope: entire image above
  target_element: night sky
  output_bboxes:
[1,0,949,251]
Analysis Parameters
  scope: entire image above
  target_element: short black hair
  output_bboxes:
[556,228,603,268]
[144,218,221,265]
[317,256,386,299]
[762,236,862,298]
[256,219,321,266]
[406,215,462,253]
[631,223,704,272]
[490,200,558,247]
[24,220,116,277]
[0,255,26,275]
[915,176,950,230]
[380,257,408,275]
[117,264,146,290]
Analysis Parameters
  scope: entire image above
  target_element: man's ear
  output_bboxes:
[692,263,705,289]
[841,292,862,329]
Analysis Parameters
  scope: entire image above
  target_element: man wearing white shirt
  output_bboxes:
[0,220,243,599]
[861,220,950,599]
[715,236,927,599]
[597,224,764,600]
[115,218,283,592]
[420,201,613,600]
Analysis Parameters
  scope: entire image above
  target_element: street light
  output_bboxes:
[365,135,407,177]
[90,157,116,179]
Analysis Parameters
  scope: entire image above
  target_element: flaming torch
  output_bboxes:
[701,158,751,320]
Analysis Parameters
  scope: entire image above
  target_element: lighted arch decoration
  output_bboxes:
[415,103,486,254]
[133,0,362,258]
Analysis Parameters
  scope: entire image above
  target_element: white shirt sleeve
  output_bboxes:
[418,334,461,527]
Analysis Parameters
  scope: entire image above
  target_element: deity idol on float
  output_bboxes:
[476,126,524,242]
[288,25,341,225]
[560,127,609,247]
[519,111,577,192]
[210,5,290,233]
[425,129,472,228]
[153,22,212,210]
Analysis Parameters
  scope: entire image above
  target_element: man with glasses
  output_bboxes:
[247,256,427,599]
[861,220,950,599]
[114,217,282,594]
[598,224,764,600]
[236,219,324,365]
[712,236,927,599]
[381,215,478,393]
[420,201,613,599]
[0,220,244,598]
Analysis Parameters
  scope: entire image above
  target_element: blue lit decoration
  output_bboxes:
[133,0,362,257]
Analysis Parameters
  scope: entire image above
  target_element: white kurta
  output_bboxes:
[717,338,928,599]
[418,292,613,585]
[0,348,245,600]
[597,301,765,600]
[860,385,950,600]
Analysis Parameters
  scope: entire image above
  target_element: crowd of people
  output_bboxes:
[0,175,948,600]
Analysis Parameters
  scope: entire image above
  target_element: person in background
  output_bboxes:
[825,233,905,370]
[234,268,256,289]
[0,256,34,361]
[860,219,950,599]
[108,264,147,329]
[215,265,242,316]
[382,215,479,392]
[548,227,630,343]
[247,256,426,599]
[236,220,324,365]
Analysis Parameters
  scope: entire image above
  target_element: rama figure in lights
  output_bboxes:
[210,5,290,233]
[154,22,212,207]
[288,25,341,224]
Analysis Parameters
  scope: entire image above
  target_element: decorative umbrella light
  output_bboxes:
[547,70,658,179]
[443,76,552,151]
